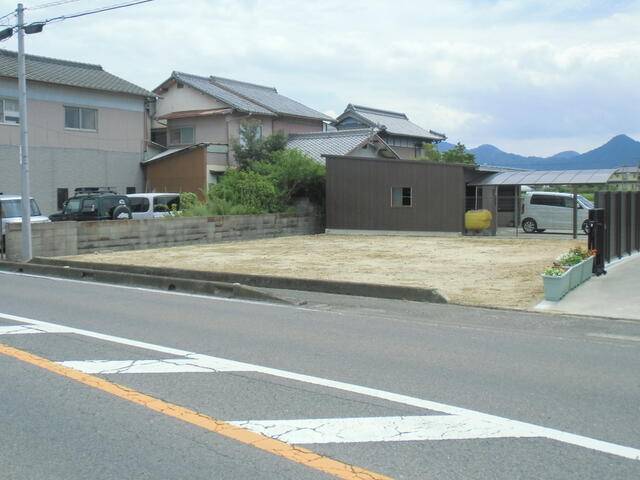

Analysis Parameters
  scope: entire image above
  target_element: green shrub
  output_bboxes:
[254,149,325,206]
[209,169,279,213]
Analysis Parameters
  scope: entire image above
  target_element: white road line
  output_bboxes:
[59,356,257,374]
[231,415,540,444]
[0,324,72,335]
[1,311,639,461]
[587,333,640,343]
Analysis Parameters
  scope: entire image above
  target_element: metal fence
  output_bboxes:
[594,191,640,263]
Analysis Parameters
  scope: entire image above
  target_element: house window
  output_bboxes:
[169,126,195,145]
[391,187,412,207]
[57,188,68,210]
[0,97,20,124]
[65,106,97,131]
[126,187,137,194]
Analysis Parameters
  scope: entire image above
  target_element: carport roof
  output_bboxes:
[469,168,619,186]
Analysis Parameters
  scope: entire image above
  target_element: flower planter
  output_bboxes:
[580,256,594,283]
[568,263,582,290]
[542,271,571,301]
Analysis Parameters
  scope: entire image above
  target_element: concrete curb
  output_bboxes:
[0,261,288,304]
[31,257,449,304]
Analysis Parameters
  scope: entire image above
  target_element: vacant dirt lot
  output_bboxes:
[68,234,585,309]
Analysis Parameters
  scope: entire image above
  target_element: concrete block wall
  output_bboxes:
[5,221,77,261]
[3,212,324,259]
[77,217,209,254]
[206,213,323,242]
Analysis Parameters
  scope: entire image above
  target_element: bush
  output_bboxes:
[209,169,279,213]
[179,192,198,211]
[253,149,325,206]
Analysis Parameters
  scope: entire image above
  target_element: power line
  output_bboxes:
[0,10,17,25]
[28,0,84,11]
[41,0,154,24]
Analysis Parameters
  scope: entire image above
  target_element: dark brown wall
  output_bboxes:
[144,147,207,200]
[326,156,466,232]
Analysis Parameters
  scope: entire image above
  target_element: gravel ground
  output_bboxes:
[66,234,585,310]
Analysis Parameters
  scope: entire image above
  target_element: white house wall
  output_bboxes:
[0,78,147,214]
[155,82,228,118]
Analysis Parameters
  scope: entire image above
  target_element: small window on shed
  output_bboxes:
[391,187,412,207]
[126,187,136,194]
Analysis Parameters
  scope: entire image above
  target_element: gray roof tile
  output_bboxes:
[337,104,446,141]
[173,72,274,116]
[0,49,151,97]
[163,72,331,121]
[287,129,376,164]
[212,76,333,121]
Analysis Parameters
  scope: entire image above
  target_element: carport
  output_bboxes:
[468,169,619,238]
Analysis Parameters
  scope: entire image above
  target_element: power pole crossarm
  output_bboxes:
[17,2,32,262]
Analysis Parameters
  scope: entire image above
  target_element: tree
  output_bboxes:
[418,143,442,162]
[231,121,287,169]
[418,142,476,165]
[441,142,476,165]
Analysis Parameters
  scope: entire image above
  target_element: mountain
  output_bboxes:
[438,135,640,170]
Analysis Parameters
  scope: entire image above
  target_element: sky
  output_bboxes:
[0,0,638,156]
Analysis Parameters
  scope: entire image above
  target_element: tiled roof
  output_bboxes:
[336,104,446,141]
[172,72,275,116]
[161,72,332,121]
[287,129,380,165]
[0,49,151,97]
[212,76,333,121]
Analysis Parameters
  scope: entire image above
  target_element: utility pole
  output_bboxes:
[17,2,32,262]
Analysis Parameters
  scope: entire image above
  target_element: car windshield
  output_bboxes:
[1,199,42,218]
[578,195,594,209]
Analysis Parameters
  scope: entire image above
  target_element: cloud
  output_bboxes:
[0,0,637,155]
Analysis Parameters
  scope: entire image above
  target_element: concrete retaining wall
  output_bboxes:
[4,212,324,260]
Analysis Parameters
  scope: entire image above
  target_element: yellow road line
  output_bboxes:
[0,343,392,480]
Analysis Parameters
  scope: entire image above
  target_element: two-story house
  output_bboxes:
[146,72,332,193]
[0,49,152,214]
[333,104,446,159]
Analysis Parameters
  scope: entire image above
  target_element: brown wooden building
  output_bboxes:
[142,143,209,200]
[326,155,471,233]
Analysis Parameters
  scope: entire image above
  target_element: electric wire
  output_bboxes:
[41,0,154,24]
[27,0,84,11]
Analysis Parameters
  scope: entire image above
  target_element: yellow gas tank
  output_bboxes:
[465,209,492,231]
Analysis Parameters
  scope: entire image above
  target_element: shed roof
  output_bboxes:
[141,143,208,166]
[469,168,619,186]
[157,72,332,121]
[335,104,446,141]
[287,129,398,164]
[0,49,151,97]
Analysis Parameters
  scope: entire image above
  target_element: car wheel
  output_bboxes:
[112,205,132,220]
[581,220,590,234]
[522,218,538,233]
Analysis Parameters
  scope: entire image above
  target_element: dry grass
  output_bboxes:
[67,234,585,310]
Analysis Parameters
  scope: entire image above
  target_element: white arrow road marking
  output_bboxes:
[1,311,640,461]
[231,415,540,444]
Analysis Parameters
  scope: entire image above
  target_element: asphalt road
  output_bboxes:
[1,271,639,479]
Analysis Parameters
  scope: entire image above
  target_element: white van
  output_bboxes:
[127,193,180,220]
[521,191,593,233]
[1,195,50,253]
